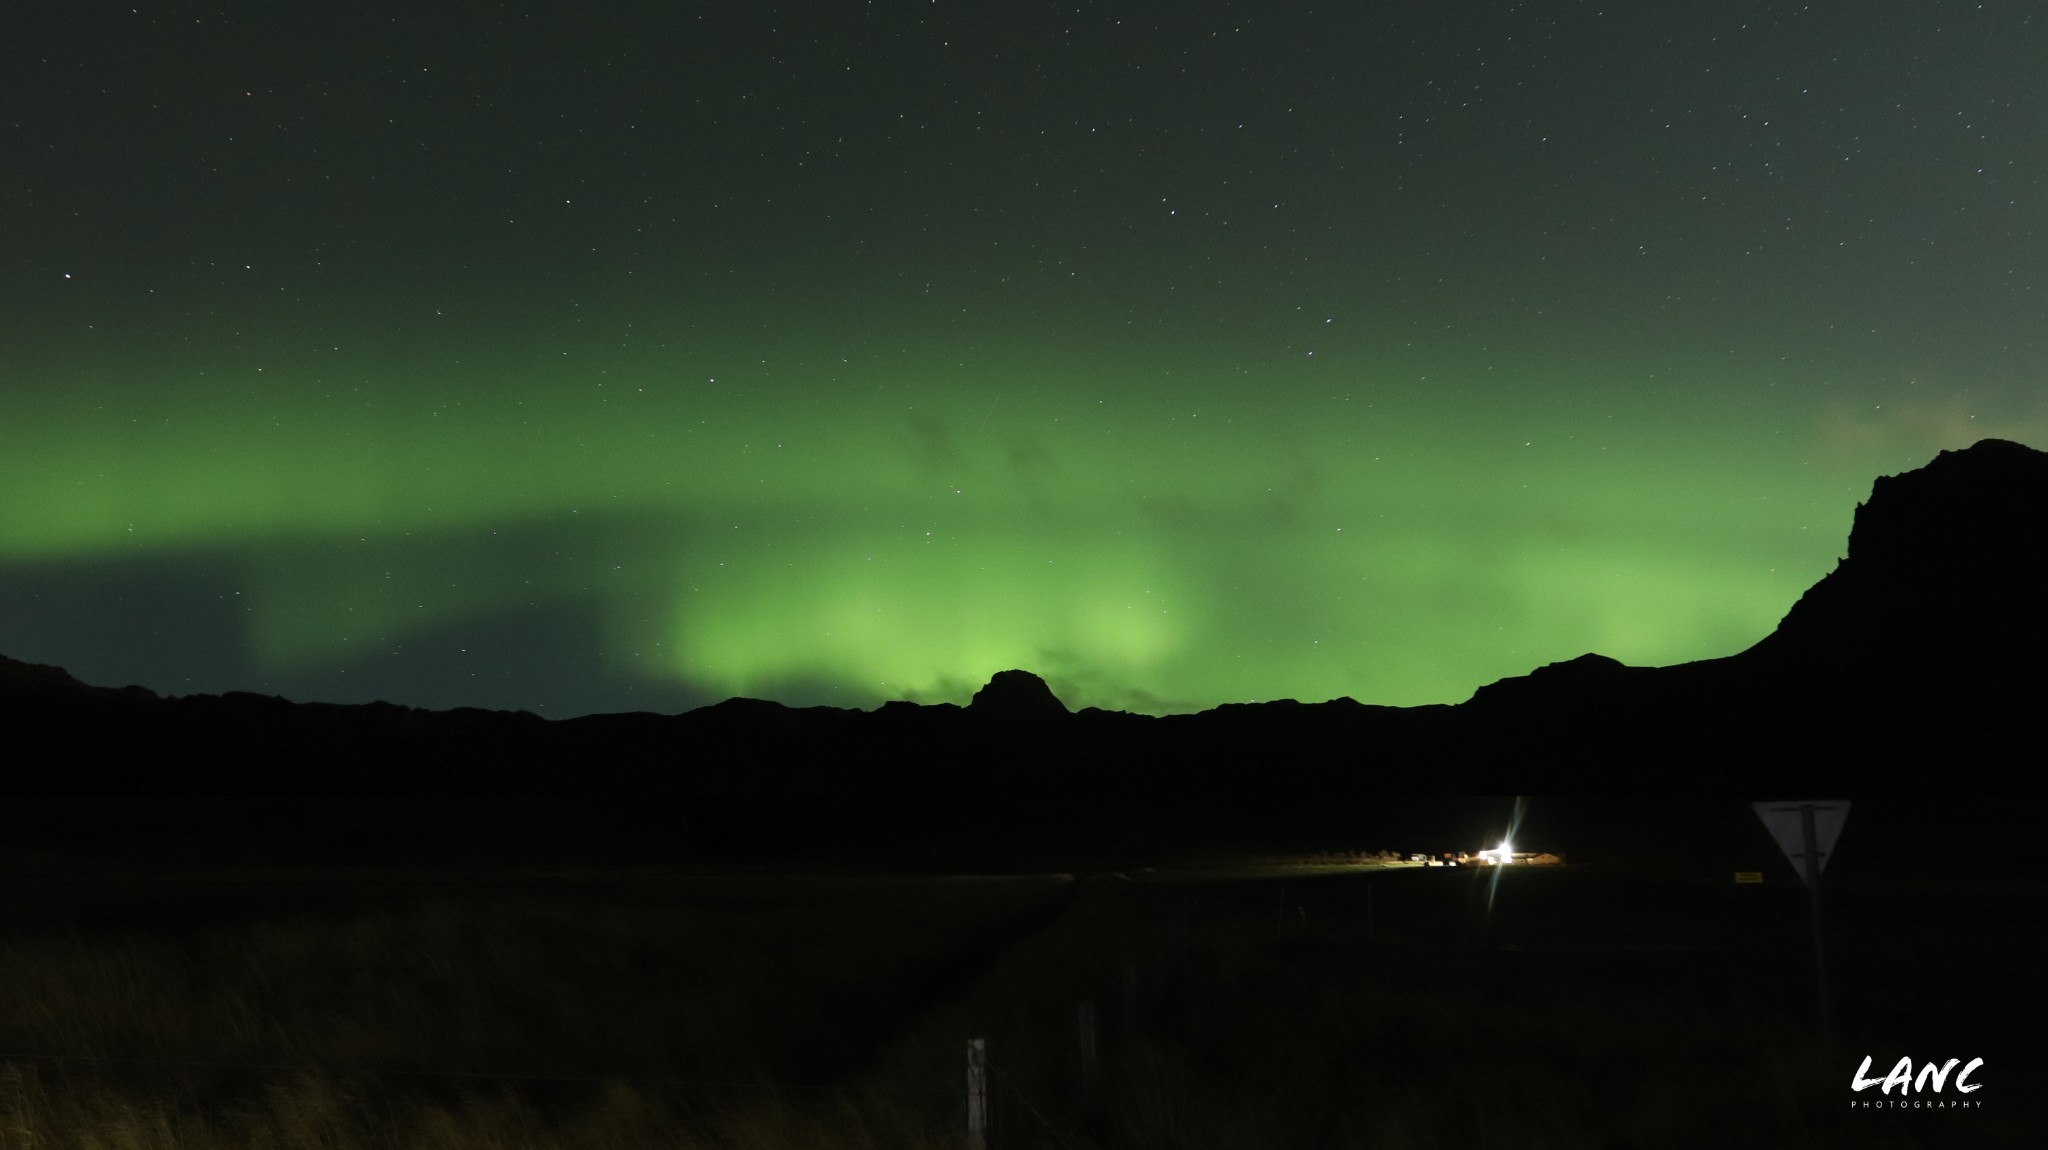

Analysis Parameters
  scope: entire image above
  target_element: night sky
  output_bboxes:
[4,1,2043,716]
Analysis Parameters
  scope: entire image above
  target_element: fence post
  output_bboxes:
[1078,999,1098,1106]
[966,1037,988,1150]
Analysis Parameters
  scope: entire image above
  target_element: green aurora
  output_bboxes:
[7,298,2027,714]
[3,2,2042,715]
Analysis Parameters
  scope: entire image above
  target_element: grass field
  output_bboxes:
[0,797,2034,1149]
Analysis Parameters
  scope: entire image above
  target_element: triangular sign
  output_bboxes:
[1753,800,1850,888]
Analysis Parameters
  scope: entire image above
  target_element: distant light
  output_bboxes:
[1496,840,1513,865]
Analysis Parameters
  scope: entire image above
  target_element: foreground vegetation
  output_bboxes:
[0,855,2023,1149]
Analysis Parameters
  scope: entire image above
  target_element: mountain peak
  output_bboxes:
[967,670,1070,717]
[1744,437,2048,669]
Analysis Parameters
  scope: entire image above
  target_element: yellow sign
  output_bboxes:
[1734,871,1764,884]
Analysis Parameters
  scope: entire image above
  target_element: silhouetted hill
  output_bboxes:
[1456,439,2046,769]
[4,439,2042,846]
[1743,436,2048,673]
[968,669,1070,717]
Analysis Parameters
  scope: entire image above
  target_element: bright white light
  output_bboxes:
[1495,840,1513,865]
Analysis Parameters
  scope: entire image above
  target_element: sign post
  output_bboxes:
[1753,799,1850,1043]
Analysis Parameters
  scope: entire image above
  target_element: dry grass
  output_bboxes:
[0,873,1057,1149]
[0,1063,971,1150]
[0,866,2015,1149]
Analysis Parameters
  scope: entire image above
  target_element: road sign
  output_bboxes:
[1753,799,1849,887]
[1754,798,1850,1043]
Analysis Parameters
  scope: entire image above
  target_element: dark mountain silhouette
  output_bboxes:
[1743,436,2047,675]
[1454,439,2047,774]
[4,439,2042,852]
[968,669,1070,717]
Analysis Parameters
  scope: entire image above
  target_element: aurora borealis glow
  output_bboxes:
[4,3,2044,715]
